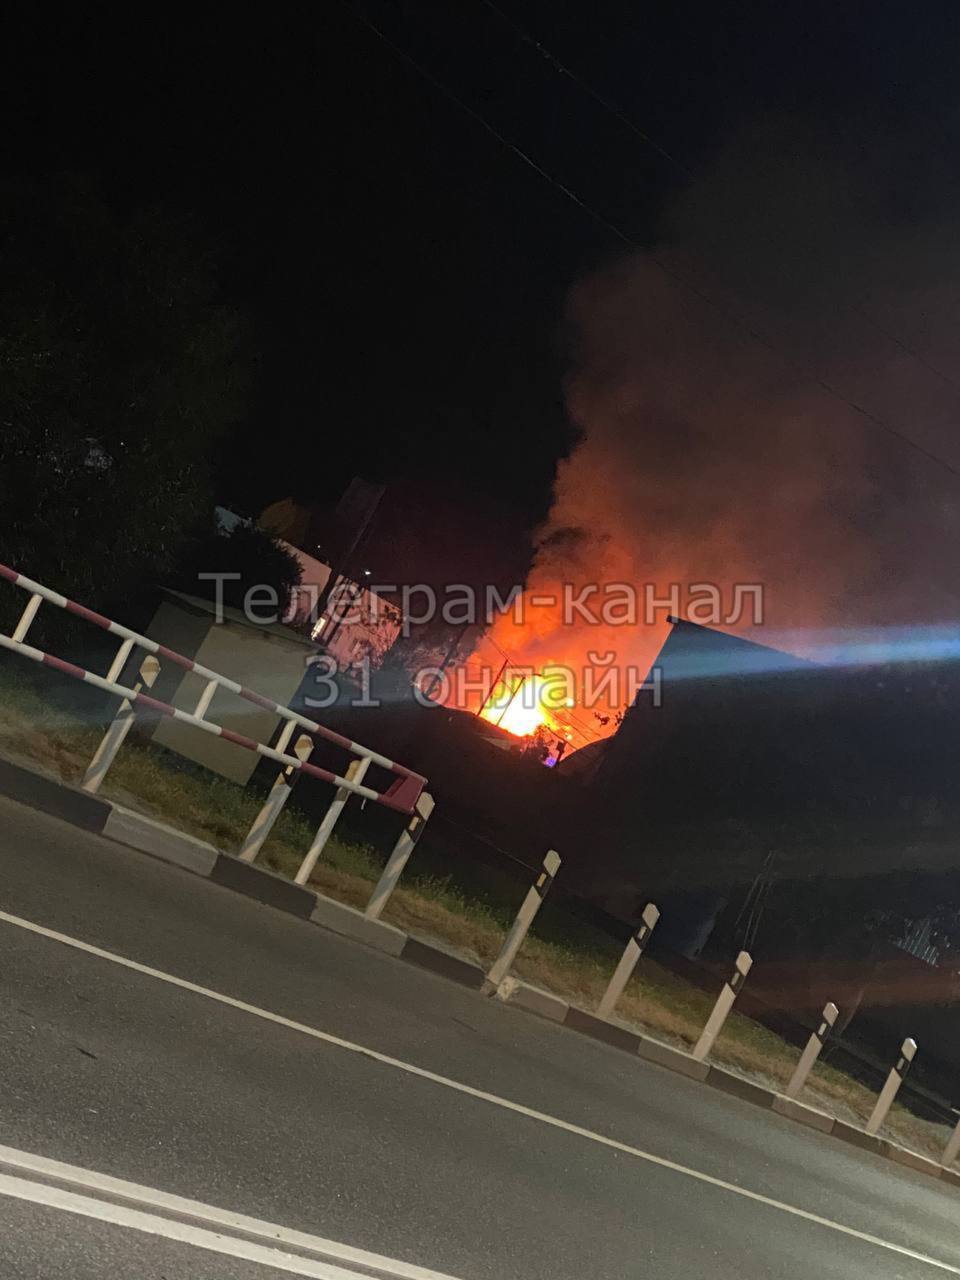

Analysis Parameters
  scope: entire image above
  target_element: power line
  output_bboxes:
[464,649,605,743]
[479,0,696,179]
[351,4,960,482]
[350,7,631,247]
[480,0,960,404]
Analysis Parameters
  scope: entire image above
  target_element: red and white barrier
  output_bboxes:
[0,563,426,815]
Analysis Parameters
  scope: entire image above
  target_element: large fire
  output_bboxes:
[479,671,573,739]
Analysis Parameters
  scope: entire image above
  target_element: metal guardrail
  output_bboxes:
[0,563,426,814]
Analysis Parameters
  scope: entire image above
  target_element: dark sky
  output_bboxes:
[5,1,960,591]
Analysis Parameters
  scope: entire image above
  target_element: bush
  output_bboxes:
[173,523,302,619]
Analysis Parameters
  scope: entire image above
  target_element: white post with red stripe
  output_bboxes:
[866,1038,917,1135]
[293,756,373,885]
[785,1001,839,1099]
[81,655,161,794]
[693,951,753,1061]
[597,903,660,1021]
[238,731,315,864]
[365,792,435,920]
[485,850,562,991]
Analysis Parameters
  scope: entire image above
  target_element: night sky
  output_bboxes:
[6,1,960,604]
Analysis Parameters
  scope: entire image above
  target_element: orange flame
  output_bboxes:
[480,671,572,738]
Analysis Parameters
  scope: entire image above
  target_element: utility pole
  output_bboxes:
[494,674,526,726]
[476,657,509,717]
[312,480,384,648]
[423,629,468,701]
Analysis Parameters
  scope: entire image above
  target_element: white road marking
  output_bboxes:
[0,906,956,1275]
[0,1142,456,1280]
[0,1171,446,1278]
[0,1147,458,1280]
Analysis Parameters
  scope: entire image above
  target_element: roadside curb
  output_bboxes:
[564,1006,642,1052]
[832,1120,885,1157]
[211,854,317,920]
[771,1095,835,1134]
[104,806,218,877]
[884,1143,944,1178]
[400,938,487,990]
[495,976,569,1022]
[1,757,957,1191]
[310,895,407,958]
[0,758,111,833]
[636,1036,710,1082]
[706,1065,777,1108]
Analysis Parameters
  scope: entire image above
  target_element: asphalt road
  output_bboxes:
[0,1196,314,1280]
[0,794,957,1278]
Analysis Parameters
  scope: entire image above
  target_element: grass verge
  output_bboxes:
[0,665,953,1163]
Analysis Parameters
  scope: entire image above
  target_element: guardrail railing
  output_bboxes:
[0,563,432,904]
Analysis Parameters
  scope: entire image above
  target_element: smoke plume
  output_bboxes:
[482,118,960,727]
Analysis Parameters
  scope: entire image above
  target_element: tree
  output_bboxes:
[0,176,250,622]
[174,523,302,620]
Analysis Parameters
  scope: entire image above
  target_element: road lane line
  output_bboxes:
[0,1171,449,1278]
[0,1142,459,1280]
[0,906,956,1275]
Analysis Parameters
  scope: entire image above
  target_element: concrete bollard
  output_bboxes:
[238,732,314,863]
[785,1002,839,1099]
[485,850,562,991]
[692,950,753,1061]
[866,1037,917,1135]
[81,654,161,793]
[365,792,435,920]
[293,756,372,886]
[943,1115,960,1168]
[597,903,660,1021]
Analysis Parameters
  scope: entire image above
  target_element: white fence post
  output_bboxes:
[293,756,372,886]
[943,1115,960,1168]
[81,655,161,794]
[597,903,660,1021]
[192,677,219,719]
[692,950,753,1061]
[866,1037,917,1135]
[785,1001,839,1099]
[237,732,314,864]
[104,636,136,684]
[485,850,562,991]
[365,792,435,920]
[11,592,43,643]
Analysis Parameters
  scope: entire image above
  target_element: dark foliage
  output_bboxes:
[174,524,303,619]
[0,176,250,625]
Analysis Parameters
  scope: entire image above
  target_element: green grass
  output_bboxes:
[0,662,954,1164]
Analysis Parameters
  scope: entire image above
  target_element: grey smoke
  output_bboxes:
[488,116,960,702]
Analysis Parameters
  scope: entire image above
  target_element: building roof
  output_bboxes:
[161,589,318,649]
[588,614,960,887]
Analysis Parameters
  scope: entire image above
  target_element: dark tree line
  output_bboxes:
[0,176,253,627]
